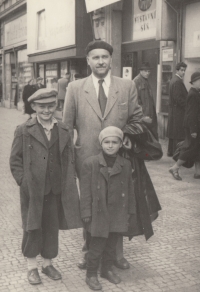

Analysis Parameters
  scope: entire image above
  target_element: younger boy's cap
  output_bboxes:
[99,126,123,144]
[28,88,58,104]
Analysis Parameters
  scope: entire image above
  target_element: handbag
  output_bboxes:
[173,141,194,168]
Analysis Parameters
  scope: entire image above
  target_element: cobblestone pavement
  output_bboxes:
[0,107,200,292]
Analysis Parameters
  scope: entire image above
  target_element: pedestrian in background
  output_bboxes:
[57,72,70,111]
[169,72,200,180]
[80,126,136,290]
[22,79,37,119]
[167,62,188,156]
[10,88,82,285]
[133,62,158,139]
[35,77,45,90]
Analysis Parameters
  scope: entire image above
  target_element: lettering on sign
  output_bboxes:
[133,0,156,41]
[5,15,27,46]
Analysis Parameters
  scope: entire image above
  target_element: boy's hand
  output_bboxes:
[191,133,197,138]
[142,116,152,124]
[123,136,132,149]
[82,217,91,223]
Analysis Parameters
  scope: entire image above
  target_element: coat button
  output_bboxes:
[122,193,125,197]
[97,186,100,189]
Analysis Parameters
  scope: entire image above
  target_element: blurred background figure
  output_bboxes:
[133,62,158,140]
[169,71,200,180]
[167,62,188,157]
[35,77,45,90]
[22,79,37,119]
[57,72,70,111]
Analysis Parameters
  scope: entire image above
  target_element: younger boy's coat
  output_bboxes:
[80,152,136,238]
[10,117,82,232]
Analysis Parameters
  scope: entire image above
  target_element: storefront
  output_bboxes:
[27,0,92,89]
[2,11,33,109]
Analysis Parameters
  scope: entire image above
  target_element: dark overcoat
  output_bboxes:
[10,118,82,232]
[133,74,158,139]
[80,152,136,238]
[167,75,188,140]
[22,84,37,114]
[179,87,200,162]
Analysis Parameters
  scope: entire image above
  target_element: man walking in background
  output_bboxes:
[133,62,158,140]
[167,62,188,156]
[57,73,70,111]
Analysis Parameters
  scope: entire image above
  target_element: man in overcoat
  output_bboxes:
[167,62,188,156]
[133,62,158,139]
[35,77,45,90]
[63,39,156,272]
[57,73,70,110]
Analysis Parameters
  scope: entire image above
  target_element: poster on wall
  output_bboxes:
[122,67,132,80]
[133,0,156,41]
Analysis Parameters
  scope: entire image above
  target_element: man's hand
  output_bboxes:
[123,136,132,149]
[82,217,91,223]
[191,133,197,138]
[142,116,152,124]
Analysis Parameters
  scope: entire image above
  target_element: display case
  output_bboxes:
[161,48,173,113]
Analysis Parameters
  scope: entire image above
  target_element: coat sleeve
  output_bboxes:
[186,95,199,134]
[62,83,76,138]
[9,126,24,186]
[128,164,136,215]
[172,81,187,108]
[80,160,93,219]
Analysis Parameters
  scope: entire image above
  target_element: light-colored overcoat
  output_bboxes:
[62,75,143,175]
[10,118,82,231]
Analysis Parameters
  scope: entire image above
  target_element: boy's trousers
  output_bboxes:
[86,232,118,277]
[22,192,61,259]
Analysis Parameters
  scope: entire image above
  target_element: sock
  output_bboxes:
[27,257,37,271]
[43,258,52,268]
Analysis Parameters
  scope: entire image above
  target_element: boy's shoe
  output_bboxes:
[86,276,102,290]
[101,270,121,284]
[27,268,42,285]
[114,257,130,269]
[42,265,62,280]
[77,258,87,269]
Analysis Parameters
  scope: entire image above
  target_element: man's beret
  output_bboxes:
[85,40,113,55]
[190,71,200,84]
[99,126,123,145]
[28,88,58,104]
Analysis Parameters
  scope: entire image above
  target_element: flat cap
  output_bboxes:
[85,40,113,55]
[190,71,200,84]
[140,62,151,70]
[36,77,43,81]
[99,126,123,145]
[28,88,58,103]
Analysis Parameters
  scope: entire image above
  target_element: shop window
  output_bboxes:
[37,10,46,50]
[38,64,45,81]
[46,63,58,89]
[60,61,69,77]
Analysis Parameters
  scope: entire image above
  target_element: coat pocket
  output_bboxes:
[118,103,128,120]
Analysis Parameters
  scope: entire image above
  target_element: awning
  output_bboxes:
[85,0,121,13]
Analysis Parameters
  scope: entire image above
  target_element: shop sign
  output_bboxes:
[5,15,27,47]
[193,31,200,48]
[133,0,156,41]
[162,48,173,62]
[85,0,121,13]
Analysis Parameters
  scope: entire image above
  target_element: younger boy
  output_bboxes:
[10,88,81,285]
[80,126,136,291]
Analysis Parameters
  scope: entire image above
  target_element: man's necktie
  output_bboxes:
[98,79,107,116]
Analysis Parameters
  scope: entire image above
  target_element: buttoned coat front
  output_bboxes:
[10,118,82,232]
[80,152,136,238]
[62,75,143,175]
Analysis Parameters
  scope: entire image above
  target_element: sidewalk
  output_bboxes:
[0,107,200,292]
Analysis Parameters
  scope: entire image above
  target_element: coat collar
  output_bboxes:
[26,117,70,153]
[98,152,124,181]
[84,75,119,119]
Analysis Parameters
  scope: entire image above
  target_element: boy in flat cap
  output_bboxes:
[10,88,82,285]
[80,126,136,290]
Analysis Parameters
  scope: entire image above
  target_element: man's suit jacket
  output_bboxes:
[63,75,143,176]
[57,78,69,100]
[167,75,188,140]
